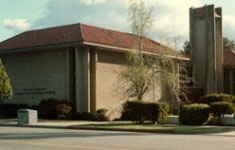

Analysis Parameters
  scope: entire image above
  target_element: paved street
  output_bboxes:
[0,126,235,150]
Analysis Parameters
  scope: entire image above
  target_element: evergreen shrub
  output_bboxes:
[199,93,233,104]
[210,101,234,125]
[94,108,109,121]
[72,112,96,121]
[121,101,169,124]
[0,103,28,118]
[179,103,210,125]
[38,98,72,119]
[72,109,109,121]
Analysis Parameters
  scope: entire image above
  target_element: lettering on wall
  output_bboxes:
[16,88,56,96]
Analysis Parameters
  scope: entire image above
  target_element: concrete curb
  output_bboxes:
[0,123,65,129]
[65,126,175,134]
[1,122,235,136]
[0,123,175,134]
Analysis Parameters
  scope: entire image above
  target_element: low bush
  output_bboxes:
[94,108,109,121]
[72,112,96,121]
[121,101,169,124]
[210,101,234,125]
[231,97,235,106]
[157,102,170,123]
[121,101,146,124]
[71,108,109,121]
[179,103,210,125]
[199,93,233,104]
[38,98,73,119]
[56,104,72,116]
[0,103,28,118]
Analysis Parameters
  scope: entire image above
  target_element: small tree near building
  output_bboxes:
[223,37,235,51]
[118,0,154,101]
[0,58,13,100]
[119,50,152,101]
[118,0,188,114]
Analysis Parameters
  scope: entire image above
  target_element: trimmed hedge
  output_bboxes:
[121,101,169,124]
[71,108,109,121]
[198,93,235,125]
[211,101,234,115]
[199,93,234,104]
[179,104,210,125]
[156,102,170,123]
[38,98,73,119]
[94,108,109,121]
[72,112,96,121]
[210,101,234,125]
[0,103,36,118]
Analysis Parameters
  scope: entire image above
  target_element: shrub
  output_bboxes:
[94,108,109,121]
[38,98,72,119]
[72,109,109,121]
[210,101,234,125]
[73,112,96,121]
[38,98,59,119]
[231,96,235,106]
[56,104,72,116]
[121,101,147,124]
[121,101,169,124]
[0,103,28,118]
[157,102,170,123]
[179,104,210,125]
[199,93,233,104]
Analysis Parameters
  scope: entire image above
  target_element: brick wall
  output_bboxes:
[96,50,162,118]
[1,49,70,105]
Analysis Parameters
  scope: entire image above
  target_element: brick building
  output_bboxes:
[224,50,235,95]
[0,23,187,115]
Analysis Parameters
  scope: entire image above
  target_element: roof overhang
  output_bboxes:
[84,41,190,61]
[0,41,189,61]
[0,42,84,55]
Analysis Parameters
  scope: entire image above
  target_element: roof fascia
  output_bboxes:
[0,42,84,55]
[0,40,189,61]
[83,41,190,61]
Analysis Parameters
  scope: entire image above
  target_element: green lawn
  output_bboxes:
[0,118,17,123]
[69,122,235,134]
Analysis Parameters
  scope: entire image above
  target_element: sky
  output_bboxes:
[1,0,235,50]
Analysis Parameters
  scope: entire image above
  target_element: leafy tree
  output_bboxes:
[0,58,12,100]
[223,37,235,51]
[182,38,235,54]
[182,41,191,56]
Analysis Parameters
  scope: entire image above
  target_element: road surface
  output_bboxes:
[0,126,234,150]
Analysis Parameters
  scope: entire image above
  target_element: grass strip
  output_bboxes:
[68,122,235,134]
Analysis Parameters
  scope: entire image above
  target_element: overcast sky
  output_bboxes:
[1,0,235,50]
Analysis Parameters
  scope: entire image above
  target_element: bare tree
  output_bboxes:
[118,0,189,113]
[118,50,152,101]
[118,0,154,101]
[128,0,153,60]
